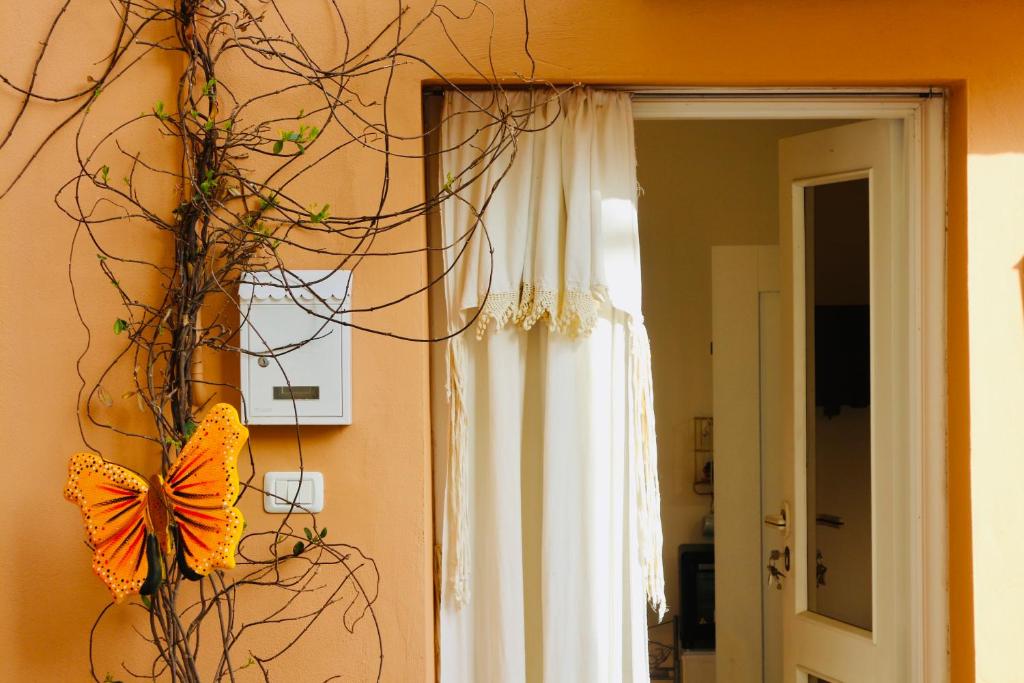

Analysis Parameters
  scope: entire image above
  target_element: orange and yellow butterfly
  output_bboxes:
[64,403,248,602]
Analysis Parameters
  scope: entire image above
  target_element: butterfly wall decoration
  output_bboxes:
[64,403,248,602]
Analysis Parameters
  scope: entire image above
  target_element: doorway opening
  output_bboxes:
[635,93,946,683]
[424,89,947,683]
[639,117,857,682]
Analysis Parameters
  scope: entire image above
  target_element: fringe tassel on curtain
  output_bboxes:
[446,335,471,606]
[629,318,667,620]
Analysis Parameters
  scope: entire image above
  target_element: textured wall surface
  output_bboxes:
[5,1,1024,681]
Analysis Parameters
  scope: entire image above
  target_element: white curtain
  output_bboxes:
[438,88,664,683]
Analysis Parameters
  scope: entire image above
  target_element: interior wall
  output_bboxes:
[635,119,849,621]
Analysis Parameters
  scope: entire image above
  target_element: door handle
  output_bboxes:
[764,502,790,537]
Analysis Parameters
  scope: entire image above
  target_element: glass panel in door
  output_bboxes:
[803,178,872,632]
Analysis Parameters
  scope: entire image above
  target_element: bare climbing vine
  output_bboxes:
[0,0,560,679]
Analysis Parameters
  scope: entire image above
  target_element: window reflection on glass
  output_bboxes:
[804,178,872,632]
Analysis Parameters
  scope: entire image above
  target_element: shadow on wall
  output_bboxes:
[1017,256,1024,325]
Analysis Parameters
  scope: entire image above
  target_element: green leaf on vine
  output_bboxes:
[319,527,328,539]
[153,100,167,120]
[97,165,110,184]
[202,77,217,96]
[443,171,455,192]
[292,541,305,556]
[274,125,318,155]
[199,169,216,195]
[103,674,124,683]
[308,204,330,224]
[113,318,128,335]
[140,595,152,610]
[183,419,199,441]
[304,527,313,541]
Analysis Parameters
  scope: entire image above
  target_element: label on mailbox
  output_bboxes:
[272,385,321,400]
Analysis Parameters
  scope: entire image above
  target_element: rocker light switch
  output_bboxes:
[263,471,324,513]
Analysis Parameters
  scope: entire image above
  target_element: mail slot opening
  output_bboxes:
[273,386,321,401]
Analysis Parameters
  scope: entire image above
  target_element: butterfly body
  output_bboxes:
[145,473,171,555]
[64,403,248,602]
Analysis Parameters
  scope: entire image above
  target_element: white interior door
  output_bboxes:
[711,245,780,683]
[760,289,783,683]
[777,119,911,683]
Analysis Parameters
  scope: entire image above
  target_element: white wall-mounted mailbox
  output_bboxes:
[239,269,352,425]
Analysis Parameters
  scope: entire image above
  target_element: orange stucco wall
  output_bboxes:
[7,1,1024,681]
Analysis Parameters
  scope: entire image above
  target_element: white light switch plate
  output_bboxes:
[263,471,324,513]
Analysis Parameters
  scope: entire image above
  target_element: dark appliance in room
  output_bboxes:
[678,543,715,650]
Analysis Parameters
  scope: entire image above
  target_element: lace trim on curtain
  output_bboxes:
[474,291,519,338]
[474,285,600,339]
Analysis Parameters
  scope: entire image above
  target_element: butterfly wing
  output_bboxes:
[163,403,247,577]
[64,453,153,602]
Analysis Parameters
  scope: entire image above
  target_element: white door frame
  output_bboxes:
[633,90,948,683]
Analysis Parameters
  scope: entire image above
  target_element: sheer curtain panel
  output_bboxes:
[438,88,665,683]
